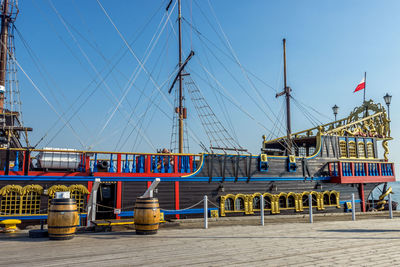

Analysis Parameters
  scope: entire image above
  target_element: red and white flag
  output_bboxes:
[353,78,365,93]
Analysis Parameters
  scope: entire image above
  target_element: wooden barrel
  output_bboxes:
[48,198,79,240]
[134,197,160,235]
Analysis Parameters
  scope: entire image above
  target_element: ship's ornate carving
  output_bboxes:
[269,100,391,142]
[22,184,43,195]
[68,184,89,194]
[382,140,389,161]
[0,185,23,196]
[47,185,69,197]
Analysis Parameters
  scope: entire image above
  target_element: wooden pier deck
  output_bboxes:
[1,216,400,266]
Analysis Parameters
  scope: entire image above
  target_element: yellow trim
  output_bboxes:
[182,154,204,177]
[95,221,135,226]
[220,190,341,216]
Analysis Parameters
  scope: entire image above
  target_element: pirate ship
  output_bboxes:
[0,0,395,224]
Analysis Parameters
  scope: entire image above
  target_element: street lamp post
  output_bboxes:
[383,93,392,119]
[332,105,339,121]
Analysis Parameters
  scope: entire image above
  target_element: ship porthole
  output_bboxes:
[264,196,272,209]
[234,197,245,211]
[279,195,286,208]
[224,198,234,211]
[330,193,337,205]
[253,196,260,210]
[323,194,330,205]
[302,194,308,206]
[287,195,295,208]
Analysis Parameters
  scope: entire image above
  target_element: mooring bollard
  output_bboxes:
[389,193,393,219]
[309,193,313,223]
[204,195,208,229]
[351,193,356,221]
[261,194,264,226]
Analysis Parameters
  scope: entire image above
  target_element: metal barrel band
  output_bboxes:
[134,207,160,210]
[134,222,160,226]
[135,201,159,204]
[48,232,75,236]
[50,202,77,206]
[49,209,78,212]
[48,225,79,229]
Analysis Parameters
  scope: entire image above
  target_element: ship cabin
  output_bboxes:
[261,100,395,183]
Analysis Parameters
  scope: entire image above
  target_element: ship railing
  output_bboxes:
[328,161,395,178]
[90,152,199,174]
[0,148,201,175]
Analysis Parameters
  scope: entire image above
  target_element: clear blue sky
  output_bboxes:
[11,0,400,167]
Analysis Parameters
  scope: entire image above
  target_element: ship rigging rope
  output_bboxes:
[49,0,158,150]
[95,0,177,112]
[95,0,206,152]
[185,25,240,145]
[292,97,323,127]
[94,2,176,141]
[28,0,166,149]
[206,0,281,107]
[195,0,299,144]
[185,76,242,150]
[14,25,93,144]
[169,16,241,148]
[2,40,87,148]
[291,94,332,121]
[115,33,174,151]
[47,0,171,150]
[191,63,294,150]
[184,9,291,142]
[46,12,168,150]
[267,100,285,141]
[181,17,277,93]
[190,66,294,152]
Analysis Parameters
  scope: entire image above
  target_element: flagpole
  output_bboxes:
[363,71,366,103]
[364,71,367,117]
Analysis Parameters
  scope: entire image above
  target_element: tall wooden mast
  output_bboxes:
[178,0,184,153]
[0,0,10,113]
[276,38,292,155]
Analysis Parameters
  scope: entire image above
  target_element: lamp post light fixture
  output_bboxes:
[332,104,339,121]
[383,93,392,119]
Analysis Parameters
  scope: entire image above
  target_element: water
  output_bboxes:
[370,181,400,210]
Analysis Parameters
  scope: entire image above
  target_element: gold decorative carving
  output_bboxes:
[47,185,69,197]
[210,210,219,218]
[69,184,89,194]
[220,190,341,216]
[382,140,389,161]
[264,100,391,145]
[0,185,24,196]
[22,185,43,195]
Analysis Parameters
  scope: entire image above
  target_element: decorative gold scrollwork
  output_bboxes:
[219,190,341,216]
